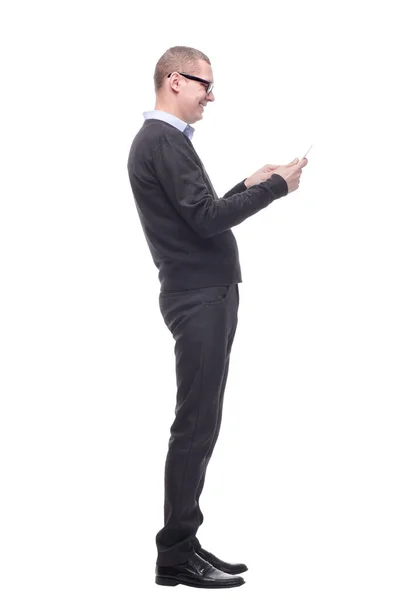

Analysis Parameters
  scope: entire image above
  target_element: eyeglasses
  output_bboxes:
[167,72,214,95]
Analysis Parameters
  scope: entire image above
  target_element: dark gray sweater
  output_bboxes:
[127,118,288,291]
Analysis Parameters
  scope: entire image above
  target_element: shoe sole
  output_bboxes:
[155,575,245,588]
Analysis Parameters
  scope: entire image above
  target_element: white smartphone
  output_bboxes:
[302,144,313,158]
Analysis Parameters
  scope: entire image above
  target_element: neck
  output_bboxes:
[155,103,187,120]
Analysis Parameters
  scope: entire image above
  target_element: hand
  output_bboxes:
[273,157,308,194]
[245,158,299,188]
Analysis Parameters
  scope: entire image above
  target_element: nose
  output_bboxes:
[207,90,215,102]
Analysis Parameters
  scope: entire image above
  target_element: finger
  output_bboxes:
[286,158,299,166]
[292,158,307,171]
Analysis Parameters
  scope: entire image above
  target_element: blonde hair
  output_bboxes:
[154,46,211,94]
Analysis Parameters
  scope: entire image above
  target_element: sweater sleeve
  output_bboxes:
[223,179,248,198]
[152,136,289,238]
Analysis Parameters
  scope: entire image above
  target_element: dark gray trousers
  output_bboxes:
[155,283,239,566]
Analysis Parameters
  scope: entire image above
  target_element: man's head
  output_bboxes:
[154,46,215,125]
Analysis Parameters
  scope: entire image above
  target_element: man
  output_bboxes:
[127,46,308,589]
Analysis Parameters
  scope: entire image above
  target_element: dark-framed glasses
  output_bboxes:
[167,72,214,94]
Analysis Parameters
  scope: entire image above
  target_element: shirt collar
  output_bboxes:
[143,110,195,141]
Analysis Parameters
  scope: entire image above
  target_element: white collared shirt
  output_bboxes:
[143,110,195,141]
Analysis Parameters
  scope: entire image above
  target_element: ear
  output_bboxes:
[168,72,181,91]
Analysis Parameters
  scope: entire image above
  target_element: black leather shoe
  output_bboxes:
[196,546,248,575]
[155,552,245,588]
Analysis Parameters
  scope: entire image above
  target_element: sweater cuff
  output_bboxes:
[266,173,288,196]
[231,179,248,194]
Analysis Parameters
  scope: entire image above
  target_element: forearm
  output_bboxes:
[223,179,248,199]
[199,174,288,237]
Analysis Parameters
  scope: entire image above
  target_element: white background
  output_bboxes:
[1,0,399,598]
